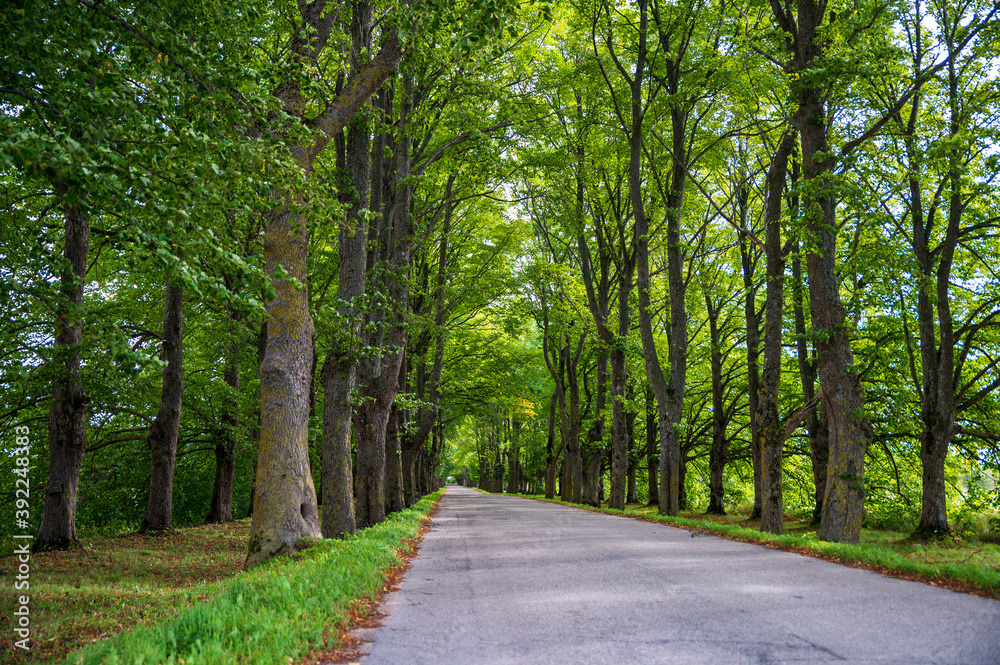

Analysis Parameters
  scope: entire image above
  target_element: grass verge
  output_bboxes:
[2,491,441,665]
[511,493,1000,600]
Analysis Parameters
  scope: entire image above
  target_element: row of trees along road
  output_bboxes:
[2,0,999,565]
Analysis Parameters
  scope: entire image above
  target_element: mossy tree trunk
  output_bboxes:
[247,0,404,567]
[247,208,322,566]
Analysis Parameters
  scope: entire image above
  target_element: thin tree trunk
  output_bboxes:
[706,293,727,515]
[792,242,827,524]
[609,264,633,510]
[207,281,242,524]
[545,391,558,499]
[355,69,413,528]
[506,420,521,494]
[35,200,89,552]
[757,132,795,534]
[141,276,184,532]
[319,0,374,539]
[645,385,658,505]
[738,188,764,520]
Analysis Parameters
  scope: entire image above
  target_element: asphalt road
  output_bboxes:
[357,486,1000,664]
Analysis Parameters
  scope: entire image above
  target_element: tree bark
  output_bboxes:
[609,260,633,510]
[141,276,184,532]
[545,391,558,499]
[738,188,764,520]
[207,280,242,524]
[35,201,89,552]
[645,385,658,505]
[792,242,828,524]
[506,420,522,494]
[757,132,795,535]
[354,69,413,528]
[384,401,405,514]
[770,0,875,543]
[246,207,322,567]
[913,50,964,537]
[801,112,870,544]
[248,0,404,567]
[705,293,727,515]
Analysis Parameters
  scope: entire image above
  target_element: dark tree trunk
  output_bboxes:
[609,263,633,510]
[319,0,374,539]
[627,0,682,517]
[625,386,638,504]
[384,403,405,515]
[141,276,184,532]
[245,321,267,519]
[645,386,658,505]
[583,351,607,507]
[678,455,688,511]
[355,69,413,529]
[758,132,795,535]
[792,243,828,524]
[35,201,89,552]
[914,57,965,538]
[738,188,764,520]
[207,277,243,524]
[705,293,727,515]
[545,391,558,499]
[770,0,874,545]
[506,420,521,494]
[565,341,584,503]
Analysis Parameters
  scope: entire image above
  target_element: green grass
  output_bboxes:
[516,493,1000,598]
[1,492,441,665]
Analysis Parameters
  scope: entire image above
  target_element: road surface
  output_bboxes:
[357,486,1000,664]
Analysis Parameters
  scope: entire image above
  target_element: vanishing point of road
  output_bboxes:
[357,486,1000,664]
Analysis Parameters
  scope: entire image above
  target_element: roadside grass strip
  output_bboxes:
[510,493,1000,599]
[61,491,442,665]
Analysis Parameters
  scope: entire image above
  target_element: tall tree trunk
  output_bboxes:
[629,0,680,517]
[609,264,633,510]
[626,394,638,504]
[545,391,558,499]
[247,0,404,567]
[915,56,963,537]
[738,188,764,520]
[706,293,727,515]
[506,420,521,493]
[645,385,658,505]
[320,0,374,539]
[141,275,184,532]
[355,69,413,528]
[769,0,874,543]
[384,401,405,514]
[207,279,242,524]
[246,207,321,567]
[35,200,89,552]
[583,352,607,507]
[564,340,585,503]
[792,242,827,524]
[758,132,795,535]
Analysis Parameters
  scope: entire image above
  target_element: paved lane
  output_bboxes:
[359,486,1000,664]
